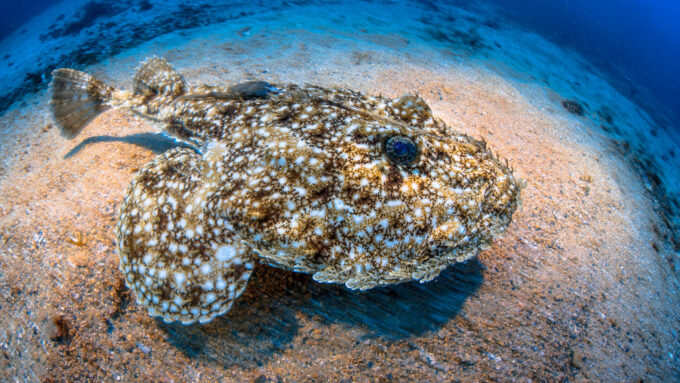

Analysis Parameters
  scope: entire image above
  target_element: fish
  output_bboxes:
[49,57,523,324]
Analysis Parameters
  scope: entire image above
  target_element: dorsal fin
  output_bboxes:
[179,81,274,101]
[133,57,188,98]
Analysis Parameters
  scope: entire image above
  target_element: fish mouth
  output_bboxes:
[418,172,523,269]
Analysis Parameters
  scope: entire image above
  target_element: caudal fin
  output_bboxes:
[50,69,114,138]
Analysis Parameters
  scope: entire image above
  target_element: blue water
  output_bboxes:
[1,0,678,130]
[0,0,61,40]
[485,0,680,132]
[2,0,678,130]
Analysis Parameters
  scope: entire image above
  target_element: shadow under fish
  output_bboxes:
[157,259,482,368]
[63,132,198,159]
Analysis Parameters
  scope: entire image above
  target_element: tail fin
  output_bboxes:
[50,69,114,138]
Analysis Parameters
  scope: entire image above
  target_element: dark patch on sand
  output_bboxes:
[63,133,198,159]
[41,1,125,41]
[561,99,585,116]
[138,0,153,12]
[424,25,487,51]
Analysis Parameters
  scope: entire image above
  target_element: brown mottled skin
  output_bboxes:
[50,57,522,324]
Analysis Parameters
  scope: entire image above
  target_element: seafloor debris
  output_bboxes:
[48,313,73,344]
[561,99,585,116]
[49,57,522,324]
[64,231,86,247]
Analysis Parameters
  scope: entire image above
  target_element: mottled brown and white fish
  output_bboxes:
[50,57,522,324]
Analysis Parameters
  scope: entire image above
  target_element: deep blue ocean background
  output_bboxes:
[0,0,62,39]
[2,0,678,130]
[484,0,680,132]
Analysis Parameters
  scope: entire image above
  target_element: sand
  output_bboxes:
[0,1,678,382]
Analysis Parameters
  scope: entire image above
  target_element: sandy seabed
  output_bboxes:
[0,2,679,382]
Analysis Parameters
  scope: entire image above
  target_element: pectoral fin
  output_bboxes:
[116,148,255,324]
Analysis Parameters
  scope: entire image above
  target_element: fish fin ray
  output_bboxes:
[49,69,113,138]
[133,56,188,98]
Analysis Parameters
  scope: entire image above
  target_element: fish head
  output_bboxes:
[211,93,522,289]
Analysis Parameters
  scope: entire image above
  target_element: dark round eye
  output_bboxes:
[384,135,419,166]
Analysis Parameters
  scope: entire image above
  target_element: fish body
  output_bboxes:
[50,57,522,324]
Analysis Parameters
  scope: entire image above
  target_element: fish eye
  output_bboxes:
[384,135,419,166]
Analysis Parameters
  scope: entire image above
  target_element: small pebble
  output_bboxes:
[137,342,151,354]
